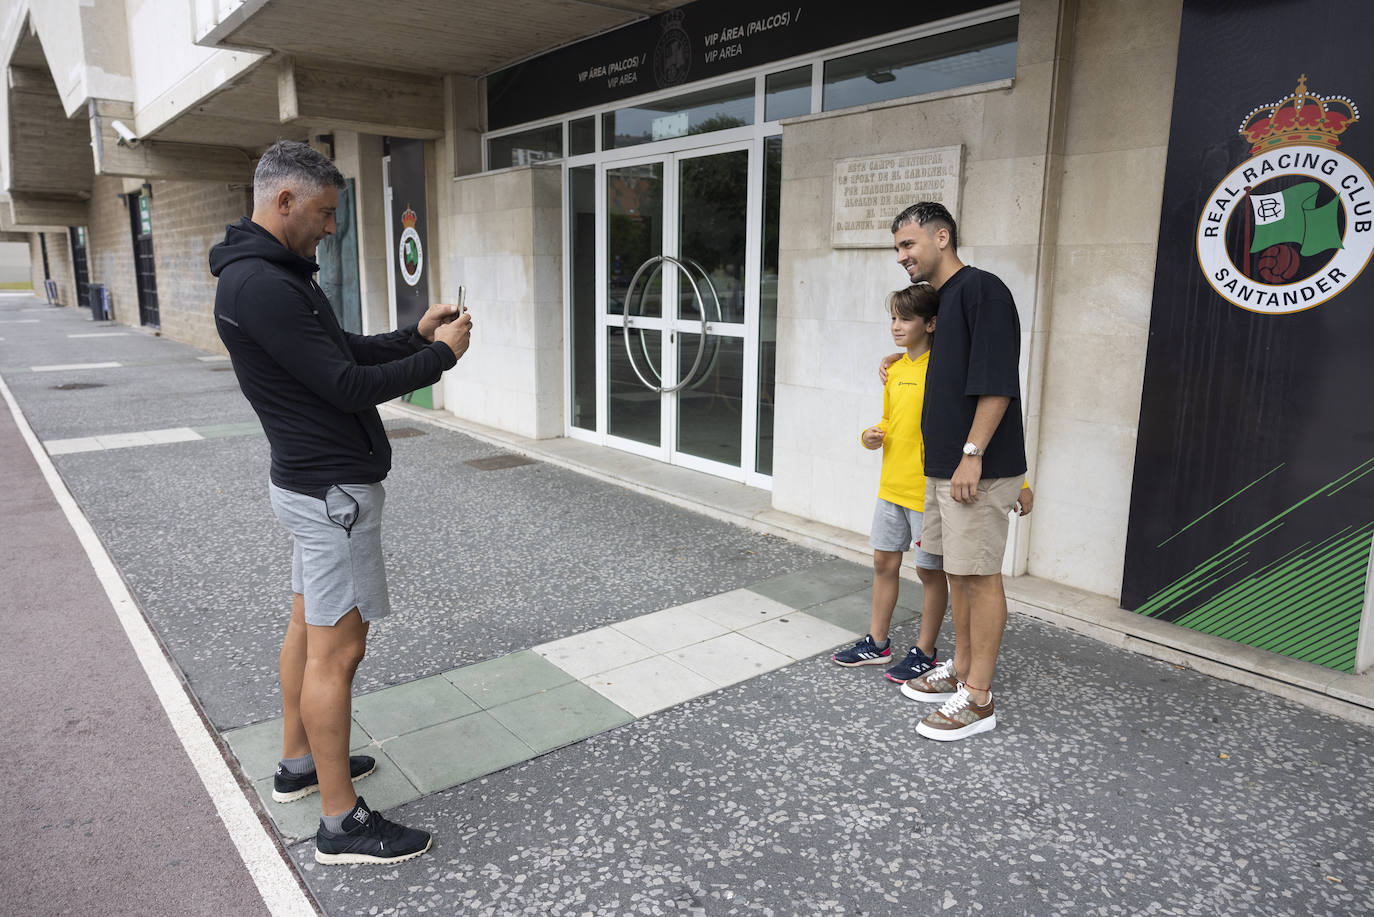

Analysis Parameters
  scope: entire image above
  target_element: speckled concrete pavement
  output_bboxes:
[3,295,1372,916]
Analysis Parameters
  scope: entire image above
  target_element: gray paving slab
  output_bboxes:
[9,292,1374,916]
[47,414,829,731]
[287,611,1374,917]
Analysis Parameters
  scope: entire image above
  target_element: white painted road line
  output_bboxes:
[0,318,39,324]
[0,373,315,917]
[32,361,122,372]
[68,332,132,338]
[46,427,203,455]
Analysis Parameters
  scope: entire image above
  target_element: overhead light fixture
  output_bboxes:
[866,70,896,84]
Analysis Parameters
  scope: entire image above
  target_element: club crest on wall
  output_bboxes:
[1196,75,1372,314]
[398,205,423,287]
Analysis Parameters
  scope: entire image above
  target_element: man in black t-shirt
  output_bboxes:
[886,202,1028,742]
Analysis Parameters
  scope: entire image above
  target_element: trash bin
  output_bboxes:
[88,283,111,321]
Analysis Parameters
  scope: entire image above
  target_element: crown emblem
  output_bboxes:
[401,205,417,229]
[1238,74,1359,153]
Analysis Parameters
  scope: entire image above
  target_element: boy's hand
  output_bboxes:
[877,352,902,384]
[861,426,886,449]
[1015,485,1034,516]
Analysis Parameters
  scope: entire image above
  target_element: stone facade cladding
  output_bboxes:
[86,175,140,326]
[36,231,77,308]
[147,179,252,354]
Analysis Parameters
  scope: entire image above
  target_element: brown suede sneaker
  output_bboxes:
[915,686,996,741]
[900,657,959,702]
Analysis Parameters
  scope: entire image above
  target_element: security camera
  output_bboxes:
[110,119,140,148]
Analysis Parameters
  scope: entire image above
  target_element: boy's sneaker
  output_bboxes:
[900,658,959,702]
[884,646,938,684]
[915,686,996,741]
[273,754,376,803]
[314,796,433,865]
[831,635,892,667]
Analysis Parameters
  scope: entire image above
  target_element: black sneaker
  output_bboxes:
[314,796,433,865]
[884,646,938,684]
[831,635,892,667]
[273,754,376,803]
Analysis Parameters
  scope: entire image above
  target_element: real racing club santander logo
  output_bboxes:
[398,205,423,287]
[1197,74,1373,314]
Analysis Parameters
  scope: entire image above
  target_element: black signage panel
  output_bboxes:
[487,0,999,130]
[388,138,429,329]
[1121,0,1374,672]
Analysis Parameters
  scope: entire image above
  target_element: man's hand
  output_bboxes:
[433,311,472,360]
[418,302,465,342]
[951,454,982,503]
[861,426,886,450]
[878,352,903,384]
[1015,485,1033,516]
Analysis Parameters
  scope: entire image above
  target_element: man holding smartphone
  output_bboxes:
[210,140,471,864]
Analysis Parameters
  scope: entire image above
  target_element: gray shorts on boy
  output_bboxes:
[870,498,943,569]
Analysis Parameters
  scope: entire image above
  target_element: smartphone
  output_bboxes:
[457,285,466,313]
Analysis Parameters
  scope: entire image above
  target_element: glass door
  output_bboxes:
[600,141,756,477]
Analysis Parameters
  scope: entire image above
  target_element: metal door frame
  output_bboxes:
[590,137,762,482]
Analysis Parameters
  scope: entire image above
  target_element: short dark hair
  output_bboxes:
[252,140,345,210]
[887,282,940,323]
[891,201,958,251]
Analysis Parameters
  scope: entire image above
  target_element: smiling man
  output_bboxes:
[210,140,471,863]
[888,201,1027,742]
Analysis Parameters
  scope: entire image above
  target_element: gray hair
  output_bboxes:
[252,140,345,210]
[891,201,958,251]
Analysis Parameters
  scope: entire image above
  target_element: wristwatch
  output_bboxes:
[962,442,985,457]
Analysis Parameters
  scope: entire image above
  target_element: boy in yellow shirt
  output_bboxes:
[832,284,947,683]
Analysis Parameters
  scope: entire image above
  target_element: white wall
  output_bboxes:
[437,165,564,438]
[1026,0,1183,598]
[123,0,263,134]
[0,239,30,283]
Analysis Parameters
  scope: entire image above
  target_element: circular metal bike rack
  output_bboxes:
[620,254,720,394]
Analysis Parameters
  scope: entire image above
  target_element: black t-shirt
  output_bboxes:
[922,265,1027,480]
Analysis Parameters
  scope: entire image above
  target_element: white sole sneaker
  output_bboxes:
[900,681,957,702]
[916,712,996,741]
[314,835,433,865]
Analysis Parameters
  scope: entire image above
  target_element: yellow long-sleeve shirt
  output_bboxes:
[867,350,929,512]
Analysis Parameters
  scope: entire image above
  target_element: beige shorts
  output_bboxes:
[921,475,1022,576]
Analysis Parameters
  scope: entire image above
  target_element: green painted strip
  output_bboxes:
[1170,535,1329,631]
[1157,462,1286,548]
[1323,456,1374,497]
[1236,578,1364,649]
[1180,530,1366,638]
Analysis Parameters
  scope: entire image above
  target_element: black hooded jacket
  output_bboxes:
[209,217,456,493]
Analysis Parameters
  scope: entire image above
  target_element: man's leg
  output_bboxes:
[279,593,310,759]
[946,573,972,684]
[961,573,1007,705]
[300,608,369,817]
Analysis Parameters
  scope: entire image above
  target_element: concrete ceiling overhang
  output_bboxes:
[202,0,684,77]
[5,26,93,204]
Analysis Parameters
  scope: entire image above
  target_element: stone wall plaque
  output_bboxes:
[831,146,963,248]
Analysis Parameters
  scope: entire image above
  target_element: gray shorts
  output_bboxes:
[269,481,391,627]
[870,498,943,569]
